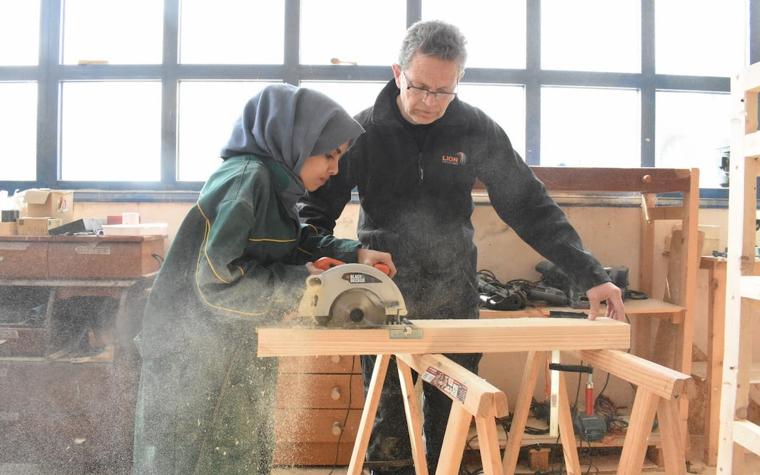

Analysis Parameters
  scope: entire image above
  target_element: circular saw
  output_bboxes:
[298,261,407,328]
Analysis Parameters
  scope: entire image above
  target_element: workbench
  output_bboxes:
[0,235,164,471]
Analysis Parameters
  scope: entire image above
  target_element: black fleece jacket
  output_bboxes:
[299,79,609,317]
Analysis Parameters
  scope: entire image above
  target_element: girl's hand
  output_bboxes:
[357,249,397,277]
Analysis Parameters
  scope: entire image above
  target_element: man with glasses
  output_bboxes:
[299,20,624,474]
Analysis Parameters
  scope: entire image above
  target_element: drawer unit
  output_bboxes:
[48,236,164,279]
[274,356,364,466]
[276,373,364,410]
[0,241,48,278]
[274,409,361,466]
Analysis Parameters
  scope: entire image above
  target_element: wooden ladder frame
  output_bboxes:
[717,61,760,472]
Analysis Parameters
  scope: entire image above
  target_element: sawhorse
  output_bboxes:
[503,350,692,475]
[347,353,509,475]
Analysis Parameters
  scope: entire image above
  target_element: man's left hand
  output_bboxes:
[586,282,625,321]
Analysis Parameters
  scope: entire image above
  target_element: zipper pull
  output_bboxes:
[417,153,424,183]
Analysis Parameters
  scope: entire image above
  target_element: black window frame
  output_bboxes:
[0,0,758,201]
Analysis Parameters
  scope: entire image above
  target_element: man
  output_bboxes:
[299,20,625,474]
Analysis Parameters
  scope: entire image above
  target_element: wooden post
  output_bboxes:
[347,354,390,475]
[397,358,429,475]
[503,351,545,475]
[618,388,659,475]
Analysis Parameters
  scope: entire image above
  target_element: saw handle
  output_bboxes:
[313,256,391,276]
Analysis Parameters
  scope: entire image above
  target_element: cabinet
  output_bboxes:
[717,61,760,472]
[274,355,365,466]
[0,235,164,472]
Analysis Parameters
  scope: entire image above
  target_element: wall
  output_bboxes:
[71,197,757,419]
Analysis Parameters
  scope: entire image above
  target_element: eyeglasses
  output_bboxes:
[402,71,457,102]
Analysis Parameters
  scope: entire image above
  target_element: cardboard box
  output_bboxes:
[22,189,74,223]
[17,217,62,236]
[0,222,17,236]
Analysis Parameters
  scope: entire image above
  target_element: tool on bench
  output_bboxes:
[548,362,607,441]
[298,257,407,328]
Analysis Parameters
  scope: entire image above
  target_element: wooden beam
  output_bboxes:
[347,354,390,475]
[503,351,545,475]
[436,404,472,475]
[531,167,693,193]
[396,359,429,475]
[572,349,692,400]
[258,318,630,357]
[395,353,507,418]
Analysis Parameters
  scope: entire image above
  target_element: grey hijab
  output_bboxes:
[220,84,364,219]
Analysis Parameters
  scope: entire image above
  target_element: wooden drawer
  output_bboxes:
[0,327,48,357]
[278,355,360,374]
[274,441,355,466]
[48,238,164,279]
[275,408,360,443]
[0,241,48,278]
[276,373,364,409]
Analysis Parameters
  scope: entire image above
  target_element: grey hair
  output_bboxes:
[398,20,467,76]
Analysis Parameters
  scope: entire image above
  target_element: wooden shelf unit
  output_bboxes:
[717,61,760,472]
[531,166,700,446]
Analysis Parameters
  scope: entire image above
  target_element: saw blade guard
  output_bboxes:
[298,263,407,327]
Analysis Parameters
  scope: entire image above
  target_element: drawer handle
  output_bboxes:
[330,355,341,364]
[330,386,341,401]
[331,422,343,437]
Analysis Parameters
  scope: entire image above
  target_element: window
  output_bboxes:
[300,0,405,66]
[177,81,280,182]
[0,0,755,193]
[422,0,526,69]
[60,82,162,181]
[656,91,733,188]
[63,0,163,65]
[541,87,640,168]
[656,0,747,77]
[299,81,385,116]
[180,0,284,64]
[0,83,37,181]
[542,0,640,73]
[0,1,40,66]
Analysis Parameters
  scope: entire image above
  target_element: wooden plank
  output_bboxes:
[435,404,471,475]
[618,388,660,475]
[396,359,428,475]
[705,259,727,466]
[573,349,691,400]
[474,411,503,475]
[657,398,687,475]
[745,130,760,158]
[478,298,684,319]
[646,206,685,221]
[258,318,630,357]
[717,75,751,472]
[733,420,760,455]
[347,354,389,475]
[531,167,693,193]
[557,373,581,474]
[639,193,657,296]
[503,351,545,475]
[395,353,507,418]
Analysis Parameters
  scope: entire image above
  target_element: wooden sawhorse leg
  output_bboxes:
[348,354,391,475]
[503,351,582,475]
[348,353,508,475]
